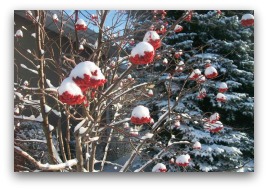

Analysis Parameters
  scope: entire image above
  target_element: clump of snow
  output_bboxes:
[219,82,227,89]
[152,163,167,172]
[52,14,58,21]
[79,44,84,51]
[15,30,23,37]
[141,133,153,140]
[35,114,43,122]
[74,119,87,133]
[79,126,87,134]
[131,105,150,119]
[127,74,133,80]
[242,14,254,21]
[129,128,139,136]
[193,141,202,149]
[58,77,83,96]
[31,33,36,38]
[163,58,168,64]
[70,61,105,80]
[46,79,55,88]
[49,124,54,132]
[23,80,29,86]
[27,49,31,54]
[130,42,154,57]
[205,59,211,64]
[123,122,129,129]
[44,104,52,113]
[86,153,90,160]
[178,61,184,66]
[14,106,19,114]
[20,64,38,74]
[76,18,86,26]
[181,113,191,119]
[88,136,99,142]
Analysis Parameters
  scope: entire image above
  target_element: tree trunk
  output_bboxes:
[35,10,56,164]
[75,133,84,172]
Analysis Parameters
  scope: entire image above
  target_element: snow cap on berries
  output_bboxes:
[163,58,168,65]
[205,65,218,79]
[152,163,167,172]
[211,121,223,132]
[196,75,206,83]
[52,14,58,22]
[58,77,85,105]
[156,25,167,35]
[174,24,183,33]
[193,141,201,149]
[174,121,180,128]
[241,14,254,27]
[204,121,224,133]
[176,154,190,167]
[131,105,151,125]
[216,93,227,102]
[129,38,135,46]
[148,89,153,97]
[209,112,220,123]
[91,14,98,20]
[189,69,201,80]
[70,61,106,91]
[174,50,183,59]
[197,88,206,99]
[23,80,29,86]
[127,74,133,81]
[143,31,161,50]
[129,42,155,65]
[184,10,193,22]
[75,18,87,31]
[79,44,84,51]
[15,30,23,38]
[218,82,228,93]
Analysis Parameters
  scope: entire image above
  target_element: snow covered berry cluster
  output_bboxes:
[58,61,106,105]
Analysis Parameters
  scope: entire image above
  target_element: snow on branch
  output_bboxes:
[20,64,38,74]
[14,146,78,171]
[14,114,43,122]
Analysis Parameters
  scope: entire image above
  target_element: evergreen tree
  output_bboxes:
[128,10,254,172]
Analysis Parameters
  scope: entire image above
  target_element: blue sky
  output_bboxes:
[65,10,127,35]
